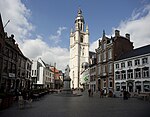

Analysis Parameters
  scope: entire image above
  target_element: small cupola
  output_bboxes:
[75,8,85,31]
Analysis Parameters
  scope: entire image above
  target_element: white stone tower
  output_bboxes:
[70,9,89,89]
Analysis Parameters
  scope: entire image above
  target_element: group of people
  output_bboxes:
[16,89,33,109]
[88,88,130,99]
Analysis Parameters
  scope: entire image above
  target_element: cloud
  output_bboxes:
[21,37,69,71]
[0,0,69,71]
[49,27,67,44]
[114,4,150,48]
[0,0,34,43]
[90,4,150,52]
[90,40,99,52]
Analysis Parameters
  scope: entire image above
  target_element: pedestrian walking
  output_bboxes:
[123,90,128,100]
[25,91,32,107]
[18,91,24,109]
[88,89,91,97]
[100,89,103,98]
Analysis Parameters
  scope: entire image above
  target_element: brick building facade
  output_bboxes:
[96,30,134,94]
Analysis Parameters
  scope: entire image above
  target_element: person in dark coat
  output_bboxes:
[123,90,128,100]
[100,89,103,98]
[88,89,91,97]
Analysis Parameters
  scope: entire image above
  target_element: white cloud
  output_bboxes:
[49,27,67,44]
[0,0,69,71]
[90,4,150,52]
[0,0,34,43]
[90,40,99,52]
[21,37,69,71]
[115,4,150,48]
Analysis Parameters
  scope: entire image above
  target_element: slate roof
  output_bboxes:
[117,44,150,60]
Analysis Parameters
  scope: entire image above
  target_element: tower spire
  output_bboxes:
[103,30,105,37]
[78,7,82,15]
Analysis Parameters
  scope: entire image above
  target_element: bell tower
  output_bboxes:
[69,8,89,89]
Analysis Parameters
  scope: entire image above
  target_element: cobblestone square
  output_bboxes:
[0,92,150,117]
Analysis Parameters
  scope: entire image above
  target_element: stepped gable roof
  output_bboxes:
[117,44,150,60]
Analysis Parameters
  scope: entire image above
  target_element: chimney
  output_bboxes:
[10,34,15,44]
[115,30,120,37]
[11,34,14,39]
[125,33,130,40]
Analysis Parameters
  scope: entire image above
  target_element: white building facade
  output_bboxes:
[70,9,89,89]
[114,45,150,93]
[31,58,54,88]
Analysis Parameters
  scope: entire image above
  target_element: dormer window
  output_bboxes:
[142,58,148,65]
[128,61,132,67]
[121,62,125,68]
[135,59,140,66]
[116,64,119,69]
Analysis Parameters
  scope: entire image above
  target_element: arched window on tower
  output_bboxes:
[80,35,83,43]
[80,24,82,31]
[82,47,85,56]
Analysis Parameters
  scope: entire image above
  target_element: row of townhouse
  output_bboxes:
[114,45,150,93]
[31,58,63,89]
[93,30,150,94]
[95,30,134,94]
[0,14,64,93]
[31,58,54,89]
[78,29,150,94]
[0,14,32,93]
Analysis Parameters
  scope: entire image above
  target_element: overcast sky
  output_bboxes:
[0,0,150,71]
